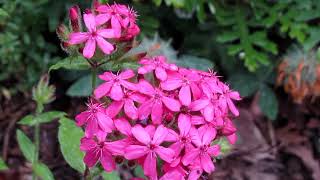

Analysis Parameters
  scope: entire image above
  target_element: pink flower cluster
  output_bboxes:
[67,3,140,59]
[76,55,241,179]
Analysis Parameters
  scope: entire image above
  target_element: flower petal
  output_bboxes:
[151,100,163,124]
[106,100,124,118]
[162,96,181,112]
[227,98,239,116]
[83,38,96,59]
[97,111,114,133]
[83,13,96,32]
[207,145,220,156]
[178,114,191,137]
[203,105,214,122]
[83,149,100,167]
[111,16,121,38]
[96,36,114,54]
[75,111,89,126]
[101,149,116,172]
[190,99,210,111]
[181,148,199,166]
[152,125,168,145]
[138,80,155,96]
[122,99,137,120]
[144,152,157,178]
[120,69,135,79]
[95,14,111,25]
[200,153,215,173]
[155,67,167,81]
[69,32,89,44]
[160,79,182,91]
[97,28,114,38]
[155,146,175,162]
[138,99,153,120]
[85,118,98,138]
[201,126,216,145]
[110,83,124,101]
[114,118,132,136]
[125,145,149,159]
[94,82,113,99]
[132,125,151,144]
[80,137,97,151]
[179,85,191,106]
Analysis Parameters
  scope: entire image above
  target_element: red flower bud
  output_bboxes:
[69,5,80,32]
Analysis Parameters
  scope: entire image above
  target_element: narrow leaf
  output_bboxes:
[49,56,90,72]
[67,75,102,97]
[16,130,35,162]
[58,117,85,173]
[18,111,66,126]
[101,171,121,180]
[33,163,54,180]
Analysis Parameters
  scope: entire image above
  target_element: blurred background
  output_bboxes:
[1,0,320,179]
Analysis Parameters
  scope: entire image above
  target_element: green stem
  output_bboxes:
[32,105,43,180]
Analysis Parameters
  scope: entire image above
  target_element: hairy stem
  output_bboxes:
[32,105,43,180]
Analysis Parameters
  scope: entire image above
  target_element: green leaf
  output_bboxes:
[49,56,90,72]
[0,158,8,170]
[16,130,35,162]
[258,86,278,120]
[228,73,260,97]
[175,55,214,71]
[216,31,239,43]
[58,117,85,173]
[134,165,146,178]
[18,115,35,125]
[18,111,66,126]
[153,0,162,6]
[32,163,54,180]
[101,171,121,180]
[67,75,102,97]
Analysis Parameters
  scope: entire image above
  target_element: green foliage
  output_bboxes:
[101,171,121,180]
[18,111,66,126]
[32,76,55,110]
[67,74,102,97]
[49,56,91,72]
[58,117,85,173]
[32,163,55,180]
[259,85,278,120]
[0,158,8,170]
[16,130,36,162]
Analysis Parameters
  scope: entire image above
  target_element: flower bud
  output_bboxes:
[32,75,55,110]
[56,24,68,40]
[69,5,81,32]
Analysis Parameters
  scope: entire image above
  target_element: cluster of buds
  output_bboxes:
[57,2,140,58]
[59,1,240,179]
[76,55,240,179]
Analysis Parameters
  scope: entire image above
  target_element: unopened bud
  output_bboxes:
[56,24,68,40]
[69,5,80,32]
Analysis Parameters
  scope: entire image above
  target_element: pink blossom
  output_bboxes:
[96,4,132,37]
[94,70,137,100]
[124,125,175,178]
[182,126,220,173]
[75,100,114,138]
[169,114,194,156]
[106,90,146,120]
[138,56,178,81]
[161,68,202,106]
[80,137,124,172]
[68,13,115,58]
[218,82,241,116]
[138,80,181,124]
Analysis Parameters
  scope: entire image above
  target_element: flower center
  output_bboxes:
[199,145,209,153]
[91,31,98,37]
[149,144,156,150]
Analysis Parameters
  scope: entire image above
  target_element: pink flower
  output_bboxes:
[94,70,137,100]
[169,114,194,156]
[96,4,131,37]
[75,100,114,138]
[161,68,202,106]
[124,125,175,178]
[106,90,146,120]
[80,137,124,172]
[138,56,178,81]
[182,126,220,173]
[138,80,181,124]
[218,82,241,116]
[68,13,115,58]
